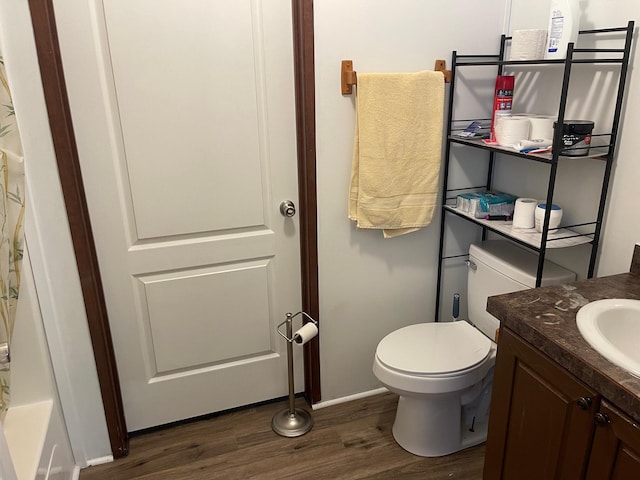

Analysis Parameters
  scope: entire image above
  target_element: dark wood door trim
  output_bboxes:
[28,0,320,457]
[27,0,129,458]
[292,0,321,403]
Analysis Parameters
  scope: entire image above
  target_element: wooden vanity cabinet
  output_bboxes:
[483,328,600,480]
[586,400,640,479]
[484,327,640,479]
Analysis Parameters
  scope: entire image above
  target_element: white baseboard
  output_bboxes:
[86,455,114,467]
[311,387,389,410]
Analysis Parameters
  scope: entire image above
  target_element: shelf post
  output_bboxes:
[435,50,458,322]
[588,20,634,277]
[535,40,575,287]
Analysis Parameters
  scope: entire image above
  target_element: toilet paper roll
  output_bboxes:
[495,116,531,147]
[293,322,318,345]
[509,29,548,60]
[528,115,556,140]
[512,198,538,229]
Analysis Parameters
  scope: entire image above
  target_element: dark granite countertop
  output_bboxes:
[487,245,640,423]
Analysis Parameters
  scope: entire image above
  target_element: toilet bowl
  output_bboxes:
[374,322,496,456]
[373,240,576,457]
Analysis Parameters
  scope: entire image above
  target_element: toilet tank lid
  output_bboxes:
[376,322,492,375]
[469,240,576,288]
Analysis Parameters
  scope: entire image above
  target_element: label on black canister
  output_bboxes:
[561,132,591,156]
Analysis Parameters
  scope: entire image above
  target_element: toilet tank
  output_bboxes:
[467,240,576,341]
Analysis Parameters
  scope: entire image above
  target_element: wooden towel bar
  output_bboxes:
[341,59,451,95]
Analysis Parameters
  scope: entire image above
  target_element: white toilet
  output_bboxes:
[373,240,576,457]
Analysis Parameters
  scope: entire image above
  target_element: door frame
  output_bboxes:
[27,0,319,458]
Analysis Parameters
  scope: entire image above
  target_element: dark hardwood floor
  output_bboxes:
[79,392,485,479]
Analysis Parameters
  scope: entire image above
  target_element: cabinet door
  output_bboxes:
[586,401,640,479]
[484,328,600,480]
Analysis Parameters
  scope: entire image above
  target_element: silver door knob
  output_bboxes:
[280,200,296,217]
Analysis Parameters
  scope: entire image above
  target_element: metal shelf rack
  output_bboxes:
[435,21,635,320]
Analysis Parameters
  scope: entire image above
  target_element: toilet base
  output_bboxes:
[392,393,489,457]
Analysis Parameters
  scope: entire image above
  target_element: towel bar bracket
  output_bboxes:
[341,60,357,94]
[434,59,452,83]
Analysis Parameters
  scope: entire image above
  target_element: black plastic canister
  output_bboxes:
[554,120,595,156]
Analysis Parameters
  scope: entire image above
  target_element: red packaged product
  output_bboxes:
[490,75,515,142]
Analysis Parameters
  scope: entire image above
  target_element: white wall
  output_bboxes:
[504,0,640,276]
[0,0,111,466]
[315,0,510,401]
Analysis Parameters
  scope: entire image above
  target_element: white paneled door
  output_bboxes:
[52,0,302,430]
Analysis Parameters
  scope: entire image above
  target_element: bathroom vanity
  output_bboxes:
[483,246,640,479]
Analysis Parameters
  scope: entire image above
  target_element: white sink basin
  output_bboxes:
[576,299,640,378]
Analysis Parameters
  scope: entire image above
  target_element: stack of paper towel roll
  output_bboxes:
[527,115,555,140]
[495,114,555,147]
[514,114,556,141]
[495,117,531,147]
[509,29,548,60]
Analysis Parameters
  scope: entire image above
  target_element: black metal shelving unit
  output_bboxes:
[435,21,635,321]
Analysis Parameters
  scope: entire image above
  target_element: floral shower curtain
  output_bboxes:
[0,45,25,419]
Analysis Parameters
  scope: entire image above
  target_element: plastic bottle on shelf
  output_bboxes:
[490,75,515,142]
[545,0,580,59]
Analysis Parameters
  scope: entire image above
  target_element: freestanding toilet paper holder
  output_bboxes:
[271,311,318,437]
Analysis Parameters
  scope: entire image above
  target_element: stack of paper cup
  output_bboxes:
[509,29,548,60]
[495,117,531,147]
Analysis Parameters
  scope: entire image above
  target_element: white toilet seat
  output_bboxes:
[376,322,492,376]
[373,322,496,395]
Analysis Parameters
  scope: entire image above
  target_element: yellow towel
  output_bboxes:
[349,71,444,238]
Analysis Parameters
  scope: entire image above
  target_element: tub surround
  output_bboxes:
[487,244,640,423]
